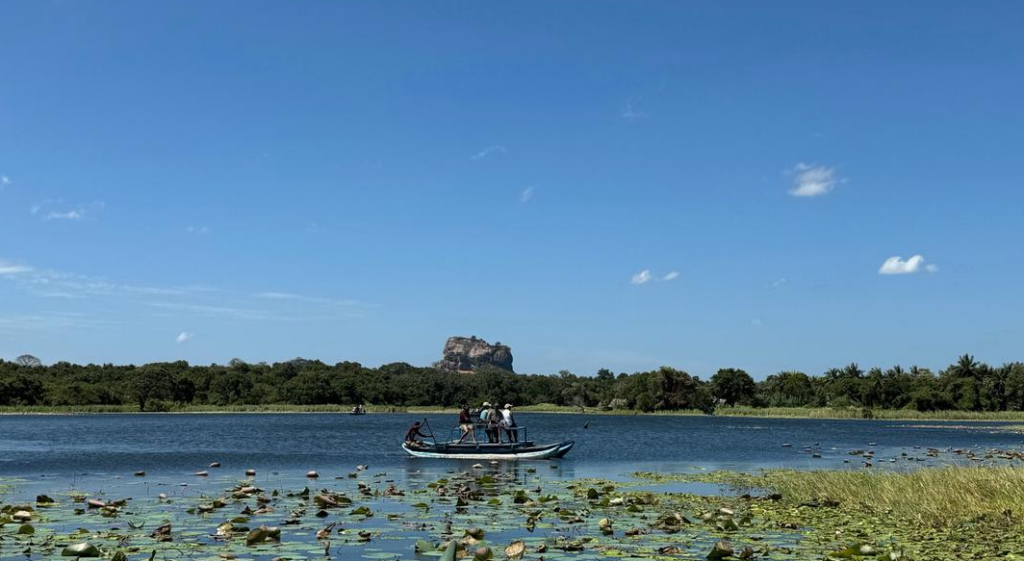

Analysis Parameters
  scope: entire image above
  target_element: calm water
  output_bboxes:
[2,413,1021,480]
[2,413,1022,561]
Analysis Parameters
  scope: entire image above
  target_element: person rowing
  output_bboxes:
[404,421,429,447]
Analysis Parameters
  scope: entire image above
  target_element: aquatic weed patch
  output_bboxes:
[637,467,1024,559]
[3,466,1023,560]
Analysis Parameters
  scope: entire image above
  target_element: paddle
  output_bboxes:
[422,417,438,445]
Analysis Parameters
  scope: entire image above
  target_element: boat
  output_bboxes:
[402,422,574,460]
[402,439,574,460]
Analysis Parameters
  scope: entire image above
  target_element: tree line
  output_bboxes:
[2,354,1023,414]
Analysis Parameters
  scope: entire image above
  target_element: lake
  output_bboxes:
[2,412,1021,479]
[1,413,1021,561]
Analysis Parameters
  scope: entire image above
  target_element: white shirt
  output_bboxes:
[500,408,515,425]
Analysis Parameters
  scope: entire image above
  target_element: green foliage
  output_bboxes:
[2,352,1024,415]
[710,368,756,406]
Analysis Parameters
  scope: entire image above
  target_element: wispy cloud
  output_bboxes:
[47,210,83,220]
[772,278,787,288]
[1,176,9,188]
[175,331,193,343]
[257,291,365,308]
[471,145,507,161]
[186,226,210,234]
[305,223,327,234]
[34,200,106,221]
[0,311,119,334]
[2,259,373,332]
[751,318,763,327]
[788,163,840,197]
[631,270,652,285]
[632,269,679,285]
[878,255,939,275]
[0,260,32,275]
[148,301,273,321]
[520,186,535,203]
[621,98,648,122]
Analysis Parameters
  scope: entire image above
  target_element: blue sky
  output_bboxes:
[2,2,1023,378]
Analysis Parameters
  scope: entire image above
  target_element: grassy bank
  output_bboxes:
[634,466,1024,559]
[714,405,1024,421]
[5,402,1024,421]
[758,466,1024,527]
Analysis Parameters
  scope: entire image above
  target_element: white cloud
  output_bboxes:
[631,270,652,285]
[878,255,938,275]
[632,269,680,285]
[186,226,210,234]
[36,201,105,221]
[0,261,33,275]
[471,145,507,161]
[175,331,193,343]
[1,176,9,186]
[751,318,763,327]
[772,278,787,288]
[520,186,535,203]
[789,163,839,197]
[257,291,364,308]
[621,98,647,121]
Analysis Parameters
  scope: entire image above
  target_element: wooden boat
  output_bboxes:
[402,422,573,460]
[402,439,574,460]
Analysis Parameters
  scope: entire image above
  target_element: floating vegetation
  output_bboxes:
[1,463,1023,561]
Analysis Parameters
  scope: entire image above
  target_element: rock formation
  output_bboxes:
[436,336,513,373]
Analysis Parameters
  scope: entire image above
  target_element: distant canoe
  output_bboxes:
[402,440,574,460]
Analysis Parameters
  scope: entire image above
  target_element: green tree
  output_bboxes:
[126,365,172,411]
[710,368,756,406]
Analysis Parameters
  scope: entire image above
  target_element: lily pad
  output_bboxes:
[62,543,101,557]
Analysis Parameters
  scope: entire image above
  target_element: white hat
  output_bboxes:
[482,402,491,407]
[504,403,513,409]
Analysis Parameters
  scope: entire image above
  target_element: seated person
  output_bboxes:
[404,421,429,446]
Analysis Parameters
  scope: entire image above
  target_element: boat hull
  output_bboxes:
[402,440,574,460]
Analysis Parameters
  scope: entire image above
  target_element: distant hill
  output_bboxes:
[435,336,514,373]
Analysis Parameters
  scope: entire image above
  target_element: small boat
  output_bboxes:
[402,421,573,460]
[402,440,574,460]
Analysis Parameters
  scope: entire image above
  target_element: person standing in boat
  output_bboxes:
[456,404,477,444]
[489,405,504,443]
[500,403,518,443]
[478,402,492,443]
[481,402,501,443]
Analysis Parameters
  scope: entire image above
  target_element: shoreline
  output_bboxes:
[4,404,1024,422]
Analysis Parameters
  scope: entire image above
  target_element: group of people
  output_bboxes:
[402,402,519,447]
[458,402,517,444]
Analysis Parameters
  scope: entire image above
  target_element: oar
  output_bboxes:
[422,417,439,445]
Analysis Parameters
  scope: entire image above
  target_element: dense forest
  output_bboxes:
[3,353,1024,414]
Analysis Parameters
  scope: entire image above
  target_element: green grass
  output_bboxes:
[758,466,1024,528]
[715,405,1024,421]
[0,404,409,415]
[638,465,1024,529]
[5,402,1024,421]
